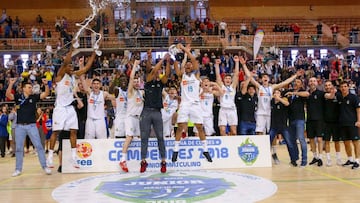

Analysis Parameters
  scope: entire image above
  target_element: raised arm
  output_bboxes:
[145,49,153,74]
[146,57,164,82]
[210,81,224,97]
[214,58,223,86]
[128,60,140,97]
[173,60,182,78]
[232,55,240,89]
[74,52,96,76]
[39,77,50,100]
[6,78,16,101]
[180,44,199,72]
[272,69,304,90]
[241,76,251,95]
[55,48,74,82]
[240,57,261,88]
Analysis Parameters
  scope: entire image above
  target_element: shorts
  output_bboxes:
[193,115,215,136]
[58,130,70,151]
[323,122,341,141]
[113,115,126,138]
[218,107,238,126]
[125,115,140,136]
[52,105,78,131]
[46,131,52,140]
[306,120,324,139]
[340,126,360,141]
[85,118,107,139]
[177,102,203,124]
[255,114,271,134]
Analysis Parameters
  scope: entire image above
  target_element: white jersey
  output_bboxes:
[220,85,236,109]
[200,92,214,117]
[257,85,273,116]
[126,89,143,116]
[55,73,76,107]
[162,94,178,117]
[115,88,127,118]
[87,91,105,120]
[180,73,200,105]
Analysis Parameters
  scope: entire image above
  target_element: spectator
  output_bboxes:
[219,19,227,38]
[291,23,300,45]
[330,23,339,43]
[316,22,322,39]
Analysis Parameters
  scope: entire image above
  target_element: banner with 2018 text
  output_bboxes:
[62,136,271,173]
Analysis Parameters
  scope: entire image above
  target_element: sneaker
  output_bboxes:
[47,157,54,168]
[140,160,148,173]
[72,158,80,169]
[290,161,298,167]
[351,162,359,170]
[57,166,62,173]
[12,170,21,177]
[342,160,355,167]
[203,152,213,162]
[317,159,323,167]
[272,153,280,165]
[160,161,167,173]
[326,159,332,167]
[300,161,307,168]
[120,161,129,172]
[43,167,52,175]
[172,151,178,162]
[309,158,319,165]
[336,159,343,166]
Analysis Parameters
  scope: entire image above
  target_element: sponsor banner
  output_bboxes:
[62,136,271,173]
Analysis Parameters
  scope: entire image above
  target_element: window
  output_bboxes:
[291,49,298,66]
[154,6,167,19]
[307,49,314,58]
[3,54,11,68]
[320,49,328,59]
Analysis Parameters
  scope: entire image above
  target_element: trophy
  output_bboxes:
[168,44,184,61]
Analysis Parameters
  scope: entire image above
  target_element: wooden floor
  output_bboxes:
[0,144,360,203]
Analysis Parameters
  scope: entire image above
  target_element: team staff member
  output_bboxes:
[337,81,360,169]
[6,78,51,177]
[323,80,342,166]
[236,76,257,135]
[285,79,310,167]
[269,89,291,165]
[139,54,171,173]
[307,77,325,167]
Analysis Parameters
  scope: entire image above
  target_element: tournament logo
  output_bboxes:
[238,138,259,165]
[52,171,277,202]
[77,142,93,159]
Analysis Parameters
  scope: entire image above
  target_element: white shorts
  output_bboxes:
[125,115,140,136]
[177,103,203,124]
[218,107,238,126]
[193,115,215,136]
[85,118,107,139]
[113,115,126,138]
[255,114,271,133]
[163,117,173,137]
[52,105,78,131]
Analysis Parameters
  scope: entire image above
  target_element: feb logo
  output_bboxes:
[238,138,259,165]
[77,142,93,159]
[97,174,233,202]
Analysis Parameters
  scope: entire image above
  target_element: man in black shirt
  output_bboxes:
[285,79,310,167]
[307,77,325,167]
[337,81,360,169]
[323,80,342,166]
[6,78,51,177]
[139,54,170,173]
[236,77,257,135]
[269,89,293,165]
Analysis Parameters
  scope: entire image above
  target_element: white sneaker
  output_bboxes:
[336,158,343,166]
[12,170,22,177]
[43,167,52,175]
[72,158,80,169]
[47,157,54,168]
[326,159,332,167]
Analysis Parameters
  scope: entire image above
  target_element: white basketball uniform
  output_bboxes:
[193,92,215,136]
[177,73,203,124]
[85,91,107,139]
[53,73,78,131]
[113,88,127,138]
[218,85,238,126]
[161,94,178,137]
[256,85,273,133]
[125,89,143,136]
